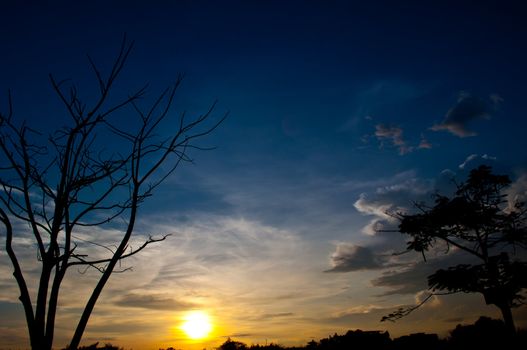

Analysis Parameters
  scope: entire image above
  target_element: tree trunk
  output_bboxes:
[498,303,516,335]
[68,194,139,349]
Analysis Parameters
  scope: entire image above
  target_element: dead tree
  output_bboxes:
[0,37,225,350]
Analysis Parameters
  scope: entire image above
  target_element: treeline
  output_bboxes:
[215,317,525,350]
[70,317,526,350]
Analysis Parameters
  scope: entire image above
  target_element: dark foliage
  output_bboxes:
[62,343,122,350]
[213,317,525,350]
[218,338,249,350]
[448,316,527,350]
[384,166,527,333]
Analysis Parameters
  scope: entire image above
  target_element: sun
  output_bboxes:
[181,311,213,339]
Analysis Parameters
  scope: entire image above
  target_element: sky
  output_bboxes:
[1,0,527,349]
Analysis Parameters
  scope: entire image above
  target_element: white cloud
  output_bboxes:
[352,172,434,236]
[482,154,497,161]
[458,153,497,169]
[505,172,527,213]
[459,154,479,169]
[354,193,393,219]
[353,194,395,236]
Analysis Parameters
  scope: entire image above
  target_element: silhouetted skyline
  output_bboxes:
[1,1,527,349]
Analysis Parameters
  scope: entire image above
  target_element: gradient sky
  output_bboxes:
[1,1,527,349]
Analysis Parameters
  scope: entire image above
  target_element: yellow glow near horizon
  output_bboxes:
[181,311,213,340]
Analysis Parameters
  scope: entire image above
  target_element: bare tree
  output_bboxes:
[0,37,225,350]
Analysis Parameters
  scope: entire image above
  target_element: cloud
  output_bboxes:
[326,243,404,273]
[114,293,197,310]
[240,312,296,322]
[375,124,412,155]
[431,93,494,137]
[352,173,433,236]
[459,154,479,169]
[505,172,527,212]
[418,134,432,149]
[353,193,393,219]
[353,194,396,235]
[482,154,497,161]
[371,262,433,296]
[458,153,497,169]
[326,244,383,272]
[371,251,478,296]
[375,177,432,196]
[490,93,504,105]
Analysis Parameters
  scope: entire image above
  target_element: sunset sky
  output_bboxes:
[1,1,527,349]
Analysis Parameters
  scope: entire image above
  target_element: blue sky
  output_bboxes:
[1,1,527,349]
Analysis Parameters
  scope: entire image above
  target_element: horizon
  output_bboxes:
[1,1,527,350]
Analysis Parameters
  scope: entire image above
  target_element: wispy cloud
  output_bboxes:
[431,93,497,137]
[114,293,197,310]
[459,154,479,169]
[340,80,427,132]
[458,153,497,169]
[352,171,434,236]
[418,134,432,149]
[353,194,395,236]
[375,124,412,155]
[371,262,435,296]
[371,249,479,297]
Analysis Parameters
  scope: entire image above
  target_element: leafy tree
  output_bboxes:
[0,37,225,350]
[382,166,527,334]
[218,338,248,350]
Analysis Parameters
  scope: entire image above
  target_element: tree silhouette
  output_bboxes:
[218,338,249,350]
[0,37,225,350]
[382,166,527,334]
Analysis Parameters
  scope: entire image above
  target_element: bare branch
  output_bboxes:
[381,291,458,322]
[67,234,170,269]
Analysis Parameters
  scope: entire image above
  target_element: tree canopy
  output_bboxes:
[383,165,527,334]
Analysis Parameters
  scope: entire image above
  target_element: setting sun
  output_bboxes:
[181,311,213,340]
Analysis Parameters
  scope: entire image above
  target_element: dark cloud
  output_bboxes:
[431,94,495,137]
[443,317,466,323]
[114,293,196,310]
[243,312,296,322]
[221,333,254,338]
[371,252,478,296]
[322,305,404,326]
[326,242,409,273]
[371,262,433,295]
[326,244,384,272]
[260,312,294,319]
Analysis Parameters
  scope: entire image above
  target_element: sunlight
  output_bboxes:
[181,311,213,340]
